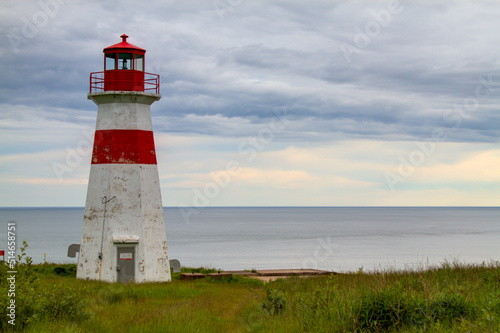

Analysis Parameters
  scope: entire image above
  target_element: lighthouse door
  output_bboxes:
[116,247,135,283]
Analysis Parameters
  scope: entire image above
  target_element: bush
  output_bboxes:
[0,241,39,331]
[53,265,77,277]
[288,281,340,331]
[357,288,408,331]
[180,267,219,274]
[39,287,89,321]
[426,295,476,322]
[275,275,479,332]
[355,289,477,331]
[262,286,287,315]
[0,242,90,331]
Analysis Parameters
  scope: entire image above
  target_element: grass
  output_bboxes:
[1,252,499,332]
[261,260,500,332]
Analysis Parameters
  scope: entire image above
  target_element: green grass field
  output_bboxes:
[1,246,499,332]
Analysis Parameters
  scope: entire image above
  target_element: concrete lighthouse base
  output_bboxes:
[77,164,171,283]
[77,91,171,283]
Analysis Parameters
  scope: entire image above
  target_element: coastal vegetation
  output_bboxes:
[0,246,499,332]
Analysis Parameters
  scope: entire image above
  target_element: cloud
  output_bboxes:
[1,1,499,206]
[0,177,87,185]
[156,136,499,206]
[3,0,499,142]
[412,149,500,184]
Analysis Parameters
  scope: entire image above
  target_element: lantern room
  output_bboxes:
[90,34,160,94]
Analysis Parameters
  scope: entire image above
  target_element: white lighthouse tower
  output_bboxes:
[77,34,171,283]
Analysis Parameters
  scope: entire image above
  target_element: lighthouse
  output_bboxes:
[77,34,171,283]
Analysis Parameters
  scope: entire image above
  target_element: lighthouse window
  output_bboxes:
[118,53,132,70]
[134,54,144,71]
[105,53,116,70]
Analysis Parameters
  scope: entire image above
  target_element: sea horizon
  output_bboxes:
[0,206,498,273]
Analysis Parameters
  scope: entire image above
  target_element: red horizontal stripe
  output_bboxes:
[91,130,157,164]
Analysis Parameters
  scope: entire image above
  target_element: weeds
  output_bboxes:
[262,286,287,315]
[0,242,89,331]
[99,286,139,304]
[1,253,499,332]
[355,289,476,331]
[357,288,408,331]
[261,261,500,332]
[38,287,89,321]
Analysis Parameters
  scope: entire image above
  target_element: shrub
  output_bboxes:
[356,288,408,331]
[0,242,90,331]
[426,295,477,323]
[0,241,40,331]
[39,287,89,322]
[262,287,287,315]
[53,265,77,277]
[287,281,341,331]
[355,288,477,331]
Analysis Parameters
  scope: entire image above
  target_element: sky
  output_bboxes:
[0,0,499,207]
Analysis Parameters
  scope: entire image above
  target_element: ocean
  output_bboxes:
[0,207,498,273]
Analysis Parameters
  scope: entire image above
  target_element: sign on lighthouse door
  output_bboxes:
[117,247,135,283]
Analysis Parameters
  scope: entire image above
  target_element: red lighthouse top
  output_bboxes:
[104,34,146,53]
[90,34,159,94]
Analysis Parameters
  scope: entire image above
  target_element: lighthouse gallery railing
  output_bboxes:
[89,71,160,94]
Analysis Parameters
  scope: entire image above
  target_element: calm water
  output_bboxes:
[0,207,498,272]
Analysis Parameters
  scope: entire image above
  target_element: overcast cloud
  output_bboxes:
[0,0,499,207]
